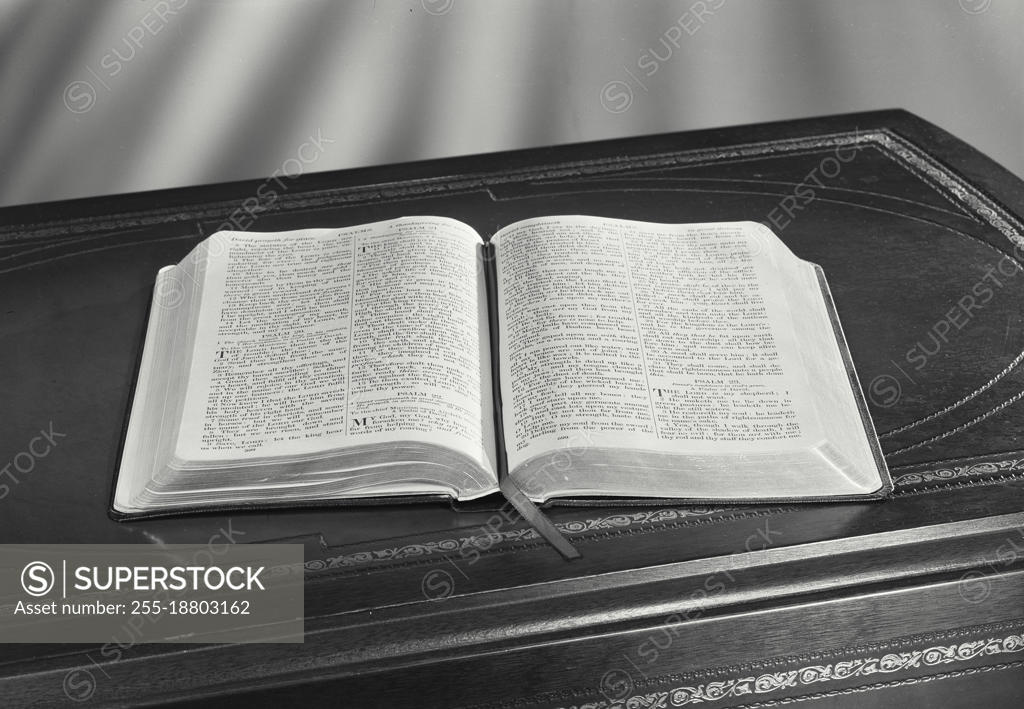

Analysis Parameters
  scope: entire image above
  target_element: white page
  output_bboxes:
[173,218,494,475]
[493,216,826,472]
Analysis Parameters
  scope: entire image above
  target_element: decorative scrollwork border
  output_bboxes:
[556,633,1024,709]
[295,450,1024,574]
[891,455,1024,488]
[304,506,731,572]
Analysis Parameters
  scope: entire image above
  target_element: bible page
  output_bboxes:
[172,217,495,479]
[493,216,830,474]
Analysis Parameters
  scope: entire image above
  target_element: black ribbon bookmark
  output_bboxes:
[483,241,580,561]
[499,475,581,561]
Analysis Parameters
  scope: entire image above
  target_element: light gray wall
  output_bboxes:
[0,0,1020,207]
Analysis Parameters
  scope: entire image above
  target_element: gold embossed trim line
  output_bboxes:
[559,633,1024,709]
[295,451,1024,574]
[303,507,731,572]
[5,127,1023,255]
[870,130,1024,251]
[891,453,1024,492]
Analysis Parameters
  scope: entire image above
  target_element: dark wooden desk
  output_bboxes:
[1,110,1023,707]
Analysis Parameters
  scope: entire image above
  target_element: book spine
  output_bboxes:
[482,241,506,479]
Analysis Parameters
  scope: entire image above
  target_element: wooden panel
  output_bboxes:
[1,109,1022,706]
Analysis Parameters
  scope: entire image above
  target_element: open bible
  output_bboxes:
[112,216,891,518]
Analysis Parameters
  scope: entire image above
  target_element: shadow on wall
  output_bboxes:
[0,0,1020,207]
